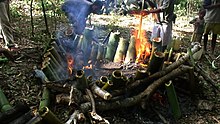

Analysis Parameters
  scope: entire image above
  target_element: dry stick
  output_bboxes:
[195,64,220,92]
[80,65,192,111]
[112,44,201,96]
[30,0,34,37]
[41,0,50,35]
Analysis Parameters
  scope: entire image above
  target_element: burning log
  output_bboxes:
[39,87,50,109]
[0,103,30,124]
[39,106,64,124]
[91,83,112,100]
[165,81,181,119]
[147,51,165,75]
[0,88,12,112]
[105,31,120,61]
[8,110,34,124]
[114,37,128,63]
[125,35,136,63]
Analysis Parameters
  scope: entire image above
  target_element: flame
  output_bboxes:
[83,60,93,69]
[67,53,74,75]
[133,15,151,64]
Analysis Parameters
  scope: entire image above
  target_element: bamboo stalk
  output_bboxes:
[39,107,63,124]
[125,35,136,63]
[105,31,120,61]
[39,87,50,110]
[114,37,128,63]
[8,110,34,124]
[165,81,181,119]
[0,88,12,112]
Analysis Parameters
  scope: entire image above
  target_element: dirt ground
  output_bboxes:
[0,12,220,124]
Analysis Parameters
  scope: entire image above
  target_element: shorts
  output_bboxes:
[204,23,220,34]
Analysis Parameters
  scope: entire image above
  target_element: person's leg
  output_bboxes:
[0,2,14,46]
[203,33,208,52]
[211,33,217,54]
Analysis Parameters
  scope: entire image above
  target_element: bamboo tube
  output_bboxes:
[39,87,50,110]
[165,81,181,119]
[0,57,8,63]
[89,43,98,62]
[44,52,64,70]
[39,107,63,124]
[91,84,112,100]
[0,103,30,124]
[110,70,127,89]
[25,114,43,124]
[96,45,105,61]
[125,35,136,63]
[8,110,34,124]
[77,35,84,50]
[105,31,120,61]
[134,68,149,80]
[147,51,165,75]
[0,88,12,112]
[42,59,60,81]
[75,70,88,91]
[114,37,128,63]
[47,46,63,64]
[100,76,113,90]
[152,37,162,52]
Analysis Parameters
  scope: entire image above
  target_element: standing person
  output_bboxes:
[0,0,17,50]
[61,0,103,35]
[203,0,220,54]
[142,0,176,52]
[189,9,206,43]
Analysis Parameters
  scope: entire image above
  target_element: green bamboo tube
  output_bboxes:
[44,52,64,69]
[105,31,120,61]
[114,37,128,63]
[100,76,113,90]
[42,59,60,81]
[125,35,136,63]
[75,70,88,91]
[165,81,181,119]
[0,57,8,63]
[91,84,112,100]
[47,46,63,64]
[147,51,165,75]
[0,88,12,112]
[134,68,149,80]
[39,87,50,110]
[110,70,127,89]
[89,43,98,62]
[96,45,105,61]
[81,28,94,61]
[39,107,63,124]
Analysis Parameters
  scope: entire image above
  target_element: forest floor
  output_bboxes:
[0,10,220,124]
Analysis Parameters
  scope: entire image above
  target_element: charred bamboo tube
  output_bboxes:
[125,35,136,63]
[47,46,63,64]
[134,68,149,80]
[114,37,128,63]
[100,76,113,90]
[105,31,120,61]
[0,88,12,112]
[110,70,127,88]
[91,84,112,100]
[8,110,34,124]
[147,51,165,75]
[152,37,162,51]
[75,70,88,91]
[39,107,63,124]
[165,81,181,119]
[0,103,30,124]
[39,87,50,110]
[25,114,43,124]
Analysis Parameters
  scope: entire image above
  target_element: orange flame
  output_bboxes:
[133,15,151,64]
[67,53,74,75]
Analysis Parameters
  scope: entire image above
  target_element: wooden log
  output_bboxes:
[165,81,181,119]
[105,31,120,61]
[125,35,136,63]
[45,82,71,93]
[114,37,128,63]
